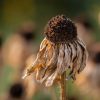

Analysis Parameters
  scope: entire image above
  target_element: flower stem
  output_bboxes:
[60,71,67,100]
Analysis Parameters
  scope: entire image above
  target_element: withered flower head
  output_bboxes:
[23,15,88,87]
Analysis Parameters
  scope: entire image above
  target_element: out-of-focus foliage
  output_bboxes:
[0,0,100,40]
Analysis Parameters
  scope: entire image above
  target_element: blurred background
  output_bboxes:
[0,0,100,100]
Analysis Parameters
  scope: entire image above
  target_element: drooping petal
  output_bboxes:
[57,44,65,74]
[22,39,47,79]
[36,44,59,85]
[63,44,71,70]
[45,71,58,87]
[76,41,83,72]
[67,39,88,80]
[77,38,88,73]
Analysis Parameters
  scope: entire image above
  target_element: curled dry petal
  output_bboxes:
[22,38,47,79]
[23,37,88,87]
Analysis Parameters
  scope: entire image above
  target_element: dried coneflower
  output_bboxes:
[22,15,88,100]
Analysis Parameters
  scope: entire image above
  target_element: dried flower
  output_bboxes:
[23,15,88,87]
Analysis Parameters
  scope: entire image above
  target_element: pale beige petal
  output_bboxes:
[45,71,58,87]
[77,39,88,73]
[39,45,58,84]
[22,40,47,79]
[57,44,65,74]
[63,44,71,69]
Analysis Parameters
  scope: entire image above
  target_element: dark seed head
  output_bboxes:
[44,15,77,43]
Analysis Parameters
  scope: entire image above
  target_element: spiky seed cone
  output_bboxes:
[44,15,77,43]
